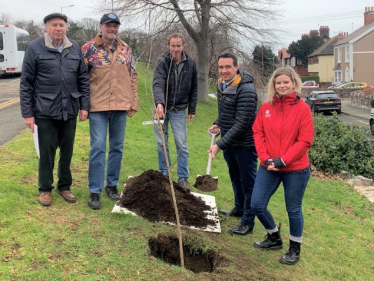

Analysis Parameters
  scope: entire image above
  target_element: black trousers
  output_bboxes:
[35,118,77,192]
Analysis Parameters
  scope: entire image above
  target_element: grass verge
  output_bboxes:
[0,63,373,280]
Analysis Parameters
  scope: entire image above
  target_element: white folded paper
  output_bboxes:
[33,124,40,158]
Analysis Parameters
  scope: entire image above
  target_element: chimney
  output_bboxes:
[364,6,374,25]
[337,32,349,38]
[309,29,319,37]
[319,26,330,37]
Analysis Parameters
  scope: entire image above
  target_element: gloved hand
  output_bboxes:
[264,159,272,166]
[272,157,286,169]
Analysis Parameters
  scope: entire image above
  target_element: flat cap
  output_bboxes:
[100,13,121,25]
[43,13,68,24]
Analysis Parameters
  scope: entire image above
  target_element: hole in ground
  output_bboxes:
[148,234,223,273]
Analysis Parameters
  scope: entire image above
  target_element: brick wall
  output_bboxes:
[301,88,364,98]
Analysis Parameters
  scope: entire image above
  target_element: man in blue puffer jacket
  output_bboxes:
[209,53,258,236]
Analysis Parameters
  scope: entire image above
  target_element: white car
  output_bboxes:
[302,81,319,88]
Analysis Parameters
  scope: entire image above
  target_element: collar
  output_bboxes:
[44,33,72,51]
[273,92,299,104]
[224,75,237,86]
[220,74,241,88]
[172,51,186,65]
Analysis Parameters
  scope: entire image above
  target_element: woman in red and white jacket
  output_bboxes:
[251,66,314,265]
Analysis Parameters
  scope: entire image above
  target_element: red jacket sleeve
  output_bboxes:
[253,104,271,163]
[281,104,314,165]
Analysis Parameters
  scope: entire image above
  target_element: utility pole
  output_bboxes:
[261,44,264,78]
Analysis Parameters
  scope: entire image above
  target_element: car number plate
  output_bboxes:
[324,101,333,104]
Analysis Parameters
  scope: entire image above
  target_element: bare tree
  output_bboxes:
[11,20,44,40]
[79,18,101,43]
[98,0,279,102]
[0,13,13,25]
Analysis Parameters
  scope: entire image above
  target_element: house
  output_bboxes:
[308,33,348,83]
[278,48,308,76]
[278,48,291,67]
[332,7,374,85]
[278,26,330,77]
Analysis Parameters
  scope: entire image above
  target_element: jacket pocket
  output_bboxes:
[38,55,58,73]
[70,92,82,99]
[65,54,80,73]
[68,91,82,114]
[35,92,60,117]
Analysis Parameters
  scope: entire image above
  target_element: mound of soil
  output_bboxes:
[194,175,218,192]
[118,170,215,228]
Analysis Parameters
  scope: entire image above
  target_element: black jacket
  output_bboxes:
[20,35,89,121]
[214,69,257,150]
[153,51,198,115]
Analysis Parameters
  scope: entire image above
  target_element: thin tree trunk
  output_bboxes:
[196,41,210,102]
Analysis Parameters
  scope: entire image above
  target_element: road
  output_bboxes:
[339,113,369,128]
[0,75,27,147]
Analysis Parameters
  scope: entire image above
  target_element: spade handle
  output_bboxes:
[207,128,220,175]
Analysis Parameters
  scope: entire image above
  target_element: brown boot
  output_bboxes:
[38,192,52,206]
[57,190,76,203]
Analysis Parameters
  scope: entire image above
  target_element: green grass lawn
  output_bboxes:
[0,63,373,280]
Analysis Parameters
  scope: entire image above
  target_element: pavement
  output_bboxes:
[340,98,369,120]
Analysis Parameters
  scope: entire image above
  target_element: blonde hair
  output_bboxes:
[266,66,302,103]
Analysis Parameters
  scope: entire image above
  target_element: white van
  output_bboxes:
[0,25,30,75]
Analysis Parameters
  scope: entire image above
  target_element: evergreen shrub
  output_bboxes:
[301,76,320,83]
[309,114,374,179]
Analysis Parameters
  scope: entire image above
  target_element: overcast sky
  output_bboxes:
[2,0,374,51]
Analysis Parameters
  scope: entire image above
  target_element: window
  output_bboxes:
[337,47,341,63]
[334,71,342,82]
[345,67,350,82]
[0,32,3,50]
[345,46,349,62]
[291,57,296,67]
[317,93,339,99]
[16,33,30,51]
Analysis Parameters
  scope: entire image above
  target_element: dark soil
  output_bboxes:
[118,170,215,228]
[194,175,218,192]
[148,234,224,273]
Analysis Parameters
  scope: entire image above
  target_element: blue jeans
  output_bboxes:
[153,110,189,182]
[251,165,311,239]
[88,111,127,193]
[223,146,257,226]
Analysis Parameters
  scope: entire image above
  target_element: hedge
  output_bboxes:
[309,113,374,179]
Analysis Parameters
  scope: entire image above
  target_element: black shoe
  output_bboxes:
[253,223,283,250]
[218,208,243,217]
[88,193,101,210]
[279,240,301,265]
[105,185,119,200]
[229,224,253,235]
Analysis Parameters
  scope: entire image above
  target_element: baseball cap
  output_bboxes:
[43,13,68,24]
[100,13,121,25]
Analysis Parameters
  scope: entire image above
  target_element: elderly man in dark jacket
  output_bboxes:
[20,13,90,207]
[153,33,198,191]
[209,53,258,235]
